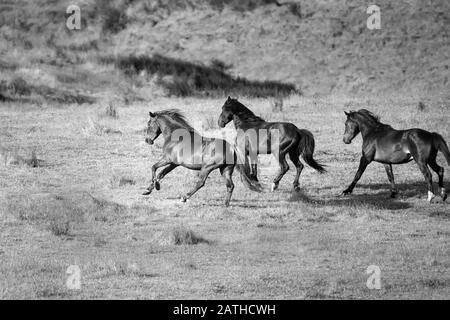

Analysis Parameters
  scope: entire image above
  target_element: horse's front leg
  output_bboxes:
[342,156,370,195]
[181,164,220,202]
[384,164,398,198]
[246,140,258,181]
[156,163,178,183]
[142,158,171,196]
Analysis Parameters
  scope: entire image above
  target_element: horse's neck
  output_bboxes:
[359,121,388,139]
[160,121,197,143]
[233,113,265,129]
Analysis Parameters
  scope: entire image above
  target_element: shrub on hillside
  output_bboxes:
[0,77,95,105]
[208,0,280,11]
[101,54,298,97]
[96,0,128,34]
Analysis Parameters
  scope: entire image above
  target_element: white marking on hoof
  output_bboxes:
[441,188,447,201]
[271,183,277,192]
[427,191,435,203]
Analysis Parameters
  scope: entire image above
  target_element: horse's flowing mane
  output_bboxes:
[351,109,390,129]
[226,99,265,124]
[155,109,196,132]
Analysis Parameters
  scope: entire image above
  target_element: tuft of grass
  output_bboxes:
[417,101,426,111]
[270,96,284,112]
[82,118,122,136]
[9,77,32,96]
[48,219,71,237]
[110,174,136,188]
[172,227,210,245]
[0,148,43,167]
[26,150,40,168]
[104,102,119,118]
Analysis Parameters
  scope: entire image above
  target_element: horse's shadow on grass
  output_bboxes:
[356,181,429,198]
[288,189,412,210]
[204,198,282,209]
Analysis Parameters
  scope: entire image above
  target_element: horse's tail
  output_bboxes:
[233,146,263,192]
[433,132,450,165]
[297,129,326,173]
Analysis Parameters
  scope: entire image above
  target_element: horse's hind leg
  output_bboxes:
[271,152,289,192]
[246,143,258,181]
[220,165,235,207]
[181,164,219,203]
[384,164,398,198]
[289,149,304,192]
[415,160,435,202]
[429,158,446,201]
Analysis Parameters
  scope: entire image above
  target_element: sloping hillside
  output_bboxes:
[0,0,448,99]
[117,0,449,95]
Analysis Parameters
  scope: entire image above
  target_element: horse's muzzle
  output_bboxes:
[145,137,154,145]
[343,138,351,144]
[218,120,225,128]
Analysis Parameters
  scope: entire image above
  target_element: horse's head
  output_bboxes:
[145,112,162,145]
[218,96,235,128]
[343,111,360,144]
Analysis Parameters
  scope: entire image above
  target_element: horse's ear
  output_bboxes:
[149,111,155,117]
[227,96,231,101]
[344,111,350,117]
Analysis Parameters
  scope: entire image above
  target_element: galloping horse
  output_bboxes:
[342,109,450,202]
[218,97,326,192]
[143,109,262,206]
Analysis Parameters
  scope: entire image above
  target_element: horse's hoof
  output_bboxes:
[341,190,351,196]
[180,196,187,203]
[142,190,152,196]
[390,192,397,199]
[154,181,160,191]
[224,201,230,207]
[427,191,436,203]
[293,186,301,192]
[271,183,278,192]
[441,189,447,201]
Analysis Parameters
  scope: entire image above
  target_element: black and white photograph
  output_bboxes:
[0,0,449,302]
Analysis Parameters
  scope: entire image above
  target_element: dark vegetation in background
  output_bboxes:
[208,0,281,11]
[0,77,95,105]
[96,0,129,34]
[100,54,298,97]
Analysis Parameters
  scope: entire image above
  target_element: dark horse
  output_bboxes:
[218,97,326,192]
[343,109,450,202]
[143,109,262,206]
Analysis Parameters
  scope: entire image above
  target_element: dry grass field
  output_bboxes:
[1,94,449,299]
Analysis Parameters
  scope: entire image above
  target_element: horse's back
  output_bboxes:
[265,121,302,137]
[371,127,435,163]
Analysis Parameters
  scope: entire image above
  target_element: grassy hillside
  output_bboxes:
[0,0,448,104]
